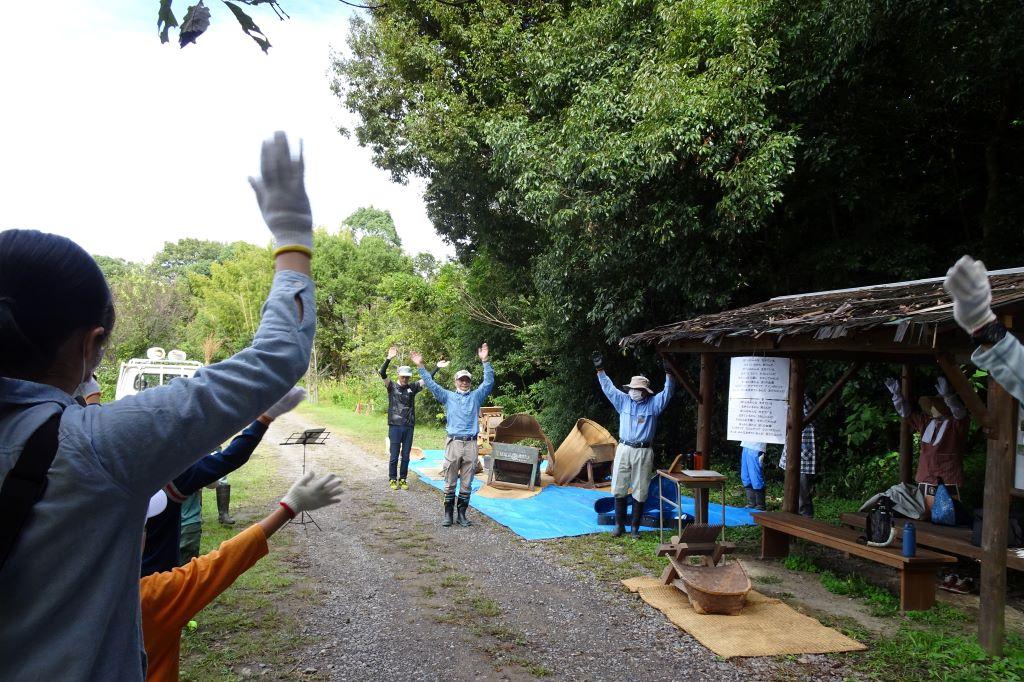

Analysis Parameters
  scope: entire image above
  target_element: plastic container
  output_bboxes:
[693,451,704,470]
[902,522,917,558]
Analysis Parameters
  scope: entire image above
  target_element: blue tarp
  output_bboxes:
[409,449,755,541]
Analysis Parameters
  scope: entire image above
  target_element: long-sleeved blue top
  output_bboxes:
[0,269,314,682]
[419,362,494,437]
[141,420,269,577]
[973,332,1024,404]
[598,371,675,443]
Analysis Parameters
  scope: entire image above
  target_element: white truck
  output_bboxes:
[114,347,203,400]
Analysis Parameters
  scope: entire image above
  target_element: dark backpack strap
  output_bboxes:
[0,412,62,571]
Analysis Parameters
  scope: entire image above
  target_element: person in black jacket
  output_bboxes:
[380,346,446,490]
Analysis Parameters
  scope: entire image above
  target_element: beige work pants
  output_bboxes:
[611,444,654,502]
[443,437,478,497]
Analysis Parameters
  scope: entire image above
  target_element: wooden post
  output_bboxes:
[979,375,1015,655]
[697,354,714,462]
[899,364,914,484]
[696,354,715,523]
[783,359,806,514]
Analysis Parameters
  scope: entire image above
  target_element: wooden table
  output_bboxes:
[657,469,727,544]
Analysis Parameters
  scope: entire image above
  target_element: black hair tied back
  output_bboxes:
[0,230,115,379]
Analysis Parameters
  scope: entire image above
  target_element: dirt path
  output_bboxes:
[266,413,846,681]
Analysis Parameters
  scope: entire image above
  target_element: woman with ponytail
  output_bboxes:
[0,132,316,681]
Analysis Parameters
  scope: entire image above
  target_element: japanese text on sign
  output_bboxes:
[727,357,791,444]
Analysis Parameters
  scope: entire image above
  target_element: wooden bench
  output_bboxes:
[840,512,1024,573]
[753,511,955,611]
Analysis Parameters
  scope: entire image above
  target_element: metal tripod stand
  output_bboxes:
[280,427,331,530]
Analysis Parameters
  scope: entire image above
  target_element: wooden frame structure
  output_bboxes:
[623,269,1024,655]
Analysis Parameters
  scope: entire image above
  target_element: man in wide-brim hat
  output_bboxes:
[592,352,675,539]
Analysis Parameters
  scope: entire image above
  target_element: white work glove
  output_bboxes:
[883,377,900,396]
[943,255,996,333]
[883,377,908,418]
[264,386,307,420]
[935,377,952,397]
[280,471,342,516]
[248,131,313,257]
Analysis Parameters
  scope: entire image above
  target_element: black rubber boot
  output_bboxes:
[611,496,628,537]
[216,484,235,525]
[744,486,756,508]
[456,496,472,527]
[442,495,455,527]
[753,488,766,510]
[630,496,644,539]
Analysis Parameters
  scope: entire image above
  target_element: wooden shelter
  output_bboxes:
[621,268,1024,654]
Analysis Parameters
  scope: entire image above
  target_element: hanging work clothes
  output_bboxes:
[909,414,969,486]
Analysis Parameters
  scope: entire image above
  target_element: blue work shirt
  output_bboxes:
[598,371,675,443]
[0,270,314,682]
[141,419,269,576]
[419,362,494,437]
[974,332,1024,404]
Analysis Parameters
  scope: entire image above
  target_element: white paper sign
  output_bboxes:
[727,398,790,444]
[728,357,791,400]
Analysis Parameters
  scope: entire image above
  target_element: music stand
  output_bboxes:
[280,428,331,530]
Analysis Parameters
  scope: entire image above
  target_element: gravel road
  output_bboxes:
[265,413,849,682]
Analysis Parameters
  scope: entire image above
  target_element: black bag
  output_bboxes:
[864,496,897,547]
[971,509,1024,548]
[0,412,63,571]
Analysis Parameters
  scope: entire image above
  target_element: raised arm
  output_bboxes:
[412,350,452,402]
[166,421,268,499]
[597,370,629,413]
[473,344,494,402]
[883,377,910,418]
[380,346,397,383]
[935,377,968,421]
[973,333,1024,404]
[650,372,676,414]
[77,134,316,496]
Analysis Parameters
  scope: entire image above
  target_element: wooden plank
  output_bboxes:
[804,361,863,426]
[760,526,790,559]
[979,374,1016,655]
[901,566,938,611]
[783,359,806,514]
[660,352,700,403]
[936,352,993,433]
[900,364,914,484]
[753,512,954,568]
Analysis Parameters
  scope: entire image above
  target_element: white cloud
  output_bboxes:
[0,0,450,262]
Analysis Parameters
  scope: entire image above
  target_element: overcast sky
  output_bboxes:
[0,1,449,263]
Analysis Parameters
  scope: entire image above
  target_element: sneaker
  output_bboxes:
[938,574,959,592]
[949,577,974,594]
[399,479,409,490]
[389,479,398,491]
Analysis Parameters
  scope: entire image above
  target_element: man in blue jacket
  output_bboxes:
[412,343,494,527]
[143,386,306,575]
[593,352,675,539]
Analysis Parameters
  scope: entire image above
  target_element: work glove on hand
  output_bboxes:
[935,377,952,398]
[264,386,307,420]
[591,351,604,370]
[943,255,996,333]
[883,377,900,396]
[248,132,313,257]
[280,470,342,517]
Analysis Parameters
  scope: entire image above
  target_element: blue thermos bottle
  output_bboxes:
[902,522,917,557]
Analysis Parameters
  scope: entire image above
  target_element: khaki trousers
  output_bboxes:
[611,444,654,502]
[443,437,478,497]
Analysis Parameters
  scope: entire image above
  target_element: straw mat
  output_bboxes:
[476,474,554,500]
[624,576,866,658]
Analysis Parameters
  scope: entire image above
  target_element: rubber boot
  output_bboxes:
[216,484,235,525]
[456,496,472,527]
[753,488,766,510]
[611,496,628,537]
[744,486,756,508]
[442,495,455,527]
[630,496,644,540]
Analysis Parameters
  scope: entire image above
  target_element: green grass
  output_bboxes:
[298,402,448,453]
[777,550,1024,680]
[178,448,308,680]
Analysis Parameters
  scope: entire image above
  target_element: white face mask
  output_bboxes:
[629,388,646,402]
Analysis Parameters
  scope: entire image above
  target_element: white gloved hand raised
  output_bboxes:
[883,377,900,395]
[943,255,996,333]
[248,131,313,257]
[935,376,952,397]
[264,386,307,420]
[280,470,342,516]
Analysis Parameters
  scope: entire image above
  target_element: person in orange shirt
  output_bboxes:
[140,470,342,682]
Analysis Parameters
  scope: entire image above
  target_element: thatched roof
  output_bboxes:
[622,269,1024,359]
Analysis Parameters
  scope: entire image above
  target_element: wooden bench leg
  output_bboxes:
[900,567,937,611]
[660,563,679,585]
[760,527,790,559]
